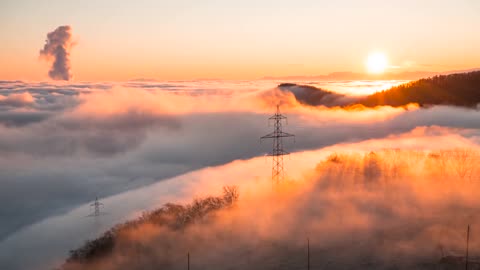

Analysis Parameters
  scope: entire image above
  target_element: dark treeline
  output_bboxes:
[62,186,239,269]
[358,71,480,108]
[276,71,480,108]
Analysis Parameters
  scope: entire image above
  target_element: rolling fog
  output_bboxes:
[61,129,480,270]
[0,79,480,269]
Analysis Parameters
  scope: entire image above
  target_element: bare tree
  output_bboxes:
[382,148,404,180]
[223,186,239,205]
[363,151,381,185]
[450,149,478,180]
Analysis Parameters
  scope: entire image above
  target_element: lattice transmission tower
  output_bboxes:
[88,197,104,217]
[261,105,295,184]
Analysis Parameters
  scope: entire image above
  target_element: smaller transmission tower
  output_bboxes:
[89,197,104,217]
[261,105,295,184]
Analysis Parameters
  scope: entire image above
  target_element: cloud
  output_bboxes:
[0,111,51,127]
[1,124,480,270]
[0,80,480,268]
[0,92,34,107]
[39,26,73,81]
[58,142,480,270]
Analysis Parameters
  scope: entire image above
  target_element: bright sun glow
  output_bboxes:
[366,52,388,74]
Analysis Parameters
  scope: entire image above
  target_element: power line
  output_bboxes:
[261,104,295,184]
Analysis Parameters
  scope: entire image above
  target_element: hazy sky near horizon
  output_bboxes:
[1,0,480,81]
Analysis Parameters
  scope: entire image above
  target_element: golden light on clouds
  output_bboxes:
[366,52,388,74]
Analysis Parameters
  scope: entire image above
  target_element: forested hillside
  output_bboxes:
[359,71,480,107]
[276,71,480,108]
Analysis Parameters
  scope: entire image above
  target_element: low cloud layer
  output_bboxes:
[60,144,480,270]
[39,26,73,80]
[1,128,479,270]
[0,92,34,107]
[0,80,479,269]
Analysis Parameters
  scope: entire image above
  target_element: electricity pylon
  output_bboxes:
[261,105,295,184]
[88,197,104,217]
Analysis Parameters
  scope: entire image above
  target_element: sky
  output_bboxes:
[1,0,480,81]
[1,2,480,269]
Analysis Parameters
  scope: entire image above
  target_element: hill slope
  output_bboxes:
[358,71,480,107]
[276,71,480,108]
[276,83,354,107]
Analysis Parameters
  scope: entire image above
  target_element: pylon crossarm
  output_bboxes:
[260,133,275,139]
[278,132,294,137]
[268,115,287,120]
[265,152,290,156]
[260,132,295,139]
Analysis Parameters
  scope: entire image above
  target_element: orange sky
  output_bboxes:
[1,0,480,81]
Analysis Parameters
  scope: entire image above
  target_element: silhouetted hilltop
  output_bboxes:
[276,71,480,108]
[62,186,239,269]
[358,71,480,107]
[277,83,355,107]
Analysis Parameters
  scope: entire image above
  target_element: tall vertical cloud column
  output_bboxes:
[39,25,73,81]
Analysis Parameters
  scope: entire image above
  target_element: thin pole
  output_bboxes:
[188,252,190,270]
[307,237,310,270]
[466,225,470,270]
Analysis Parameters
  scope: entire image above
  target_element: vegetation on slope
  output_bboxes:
[63,186,239,267]
[358,71,480,107]
[276,71,480,108]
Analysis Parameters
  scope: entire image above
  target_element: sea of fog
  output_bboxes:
[1,79,480,269]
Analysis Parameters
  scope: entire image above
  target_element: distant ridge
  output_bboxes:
[276,70,480,108]
[263,68,480,81]
[277,83,354,107]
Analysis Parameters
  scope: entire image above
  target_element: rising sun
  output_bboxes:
[366,52,388,74]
